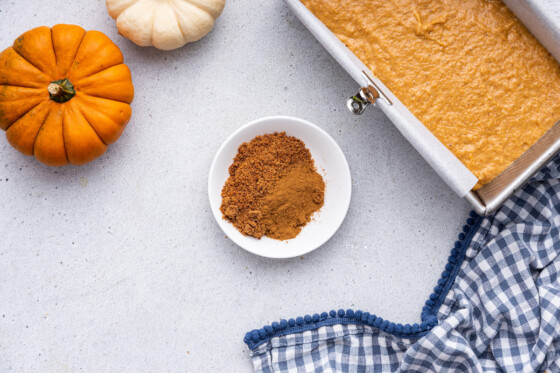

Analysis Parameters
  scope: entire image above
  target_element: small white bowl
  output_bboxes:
[208,116,351,259]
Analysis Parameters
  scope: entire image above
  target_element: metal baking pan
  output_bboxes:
[285,0,560,215]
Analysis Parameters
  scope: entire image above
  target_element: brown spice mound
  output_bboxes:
[220,132,325,240]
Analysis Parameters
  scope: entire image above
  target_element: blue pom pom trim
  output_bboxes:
[244,211,483,350]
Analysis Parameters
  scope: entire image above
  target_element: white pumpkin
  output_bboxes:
[106,0,226,50]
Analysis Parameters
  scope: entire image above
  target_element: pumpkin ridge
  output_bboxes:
[74,101,109,146]
[108,0,137,19]
[0,47,52,88]
[119,1,136,15]
[3,99,45,132]
[68,99,111,146]
[0,82,49,90]
[10,48,51,80]
[78,91,131,105]
[61,29,87,79]
[172,4,188,40]
[69,43,123,81]
[72,63,129,85]
[6,100,51,155]
[0,85,46,96]
[117,1,159,48]
[0,87,49,131]
[169,0,216,44]
[74,94,123,145]
[149,4,159,47]
[63,101,107,164]
[183,0,225,18]
[29,101,53,156]
[57,104,70,164]
[73,71,134,105]
[50,27,57,67]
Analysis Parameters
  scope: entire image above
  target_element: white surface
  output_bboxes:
[5,0,555,372]
[208,116,351,259]
[284,0,479,197]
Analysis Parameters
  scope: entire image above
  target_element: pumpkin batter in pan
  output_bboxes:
[303,0,560,189]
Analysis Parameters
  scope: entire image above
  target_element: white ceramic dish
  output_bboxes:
[208,116,351,259]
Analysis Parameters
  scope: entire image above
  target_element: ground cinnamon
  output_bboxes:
[220,132,325,240]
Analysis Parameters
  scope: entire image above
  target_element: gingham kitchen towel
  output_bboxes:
[244,155,560,372]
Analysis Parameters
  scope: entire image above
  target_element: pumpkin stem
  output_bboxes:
[48,79,76,103]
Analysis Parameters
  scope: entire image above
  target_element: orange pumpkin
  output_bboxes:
[0,24,134,166]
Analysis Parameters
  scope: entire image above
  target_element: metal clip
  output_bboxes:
[347,71,393,115]
[347,86,380,115]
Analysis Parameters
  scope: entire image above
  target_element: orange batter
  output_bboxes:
[302,0,560,189]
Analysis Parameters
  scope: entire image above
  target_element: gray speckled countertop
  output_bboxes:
[0,1,557,372]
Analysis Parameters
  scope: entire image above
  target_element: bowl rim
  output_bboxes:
[207,115,352,259]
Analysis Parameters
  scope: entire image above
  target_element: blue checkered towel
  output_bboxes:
[244,155,560,372]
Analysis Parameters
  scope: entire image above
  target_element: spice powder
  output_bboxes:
[220,132,325,240]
